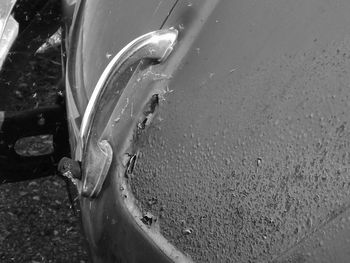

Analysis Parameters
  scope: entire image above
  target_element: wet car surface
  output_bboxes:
[3,0,350,262]
[128,0,350,262]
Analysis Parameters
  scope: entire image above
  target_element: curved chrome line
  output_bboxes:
[77,28,178,160]
[88,140,113,197]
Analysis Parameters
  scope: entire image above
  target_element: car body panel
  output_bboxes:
[65,0,177,155]
[131,0,350,262]
[64,0,350,262]
[66,0,178,115]
[65,0,190,262]
[274,207,350,263]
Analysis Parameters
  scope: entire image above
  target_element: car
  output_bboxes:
[2,0,350,262]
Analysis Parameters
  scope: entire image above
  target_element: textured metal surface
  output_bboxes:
[65,0,189,262]
[129,0,350,262]
[67,0,350,262]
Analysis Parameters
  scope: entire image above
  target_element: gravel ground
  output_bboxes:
[0,41,89,262]
[0,177,88,263]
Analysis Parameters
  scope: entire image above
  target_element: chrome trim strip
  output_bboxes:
[77,28,178,160]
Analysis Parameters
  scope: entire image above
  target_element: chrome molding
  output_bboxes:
[76,29,178,198]
[77,28,178,161]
